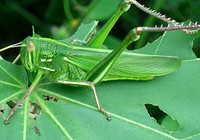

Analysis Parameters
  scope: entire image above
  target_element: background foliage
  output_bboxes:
[1,0,200,56]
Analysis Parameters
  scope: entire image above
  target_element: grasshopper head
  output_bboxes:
[20,37,38,72]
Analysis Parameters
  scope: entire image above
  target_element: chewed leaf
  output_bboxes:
[1,29,200,139]
[145,103,181,132]
[0,60,28,114]
[0,59,197,139]
[0,60,28,126]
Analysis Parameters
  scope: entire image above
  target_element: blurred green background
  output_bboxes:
[0,0,200,59]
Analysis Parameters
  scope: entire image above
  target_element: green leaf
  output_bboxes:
[60,21,98,45]
[0,60,28,139]
[135,30,199,60]
[1,29,200,139]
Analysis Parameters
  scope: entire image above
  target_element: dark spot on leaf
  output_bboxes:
[29,102,41,120]
[33,126,41,137]
[42,95,59,102]
[145,103,181,132]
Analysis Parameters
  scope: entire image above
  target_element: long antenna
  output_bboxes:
[0,42,23,52]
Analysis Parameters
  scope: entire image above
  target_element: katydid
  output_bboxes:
[1,0,200,124]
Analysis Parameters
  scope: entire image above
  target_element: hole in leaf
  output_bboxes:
[6,100,23,109]
[42,95,59,102]
[0,104,6,114]
[145,104,181,132]
[6,100,16,109]
[0,109,4,114]
[29,102,41,120]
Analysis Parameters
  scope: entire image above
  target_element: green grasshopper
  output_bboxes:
[1,0,200,124]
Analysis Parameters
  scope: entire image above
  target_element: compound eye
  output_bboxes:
[27,41,35,52]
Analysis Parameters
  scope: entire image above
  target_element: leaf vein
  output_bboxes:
[37,88,177,140]
[34,94,73,140]
[0,64,25,87]
[0,80,22,88]
[0,89,25,104]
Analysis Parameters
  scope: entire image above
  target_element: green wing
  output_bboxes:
[66,47,181,81]
[103,53,180,81]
